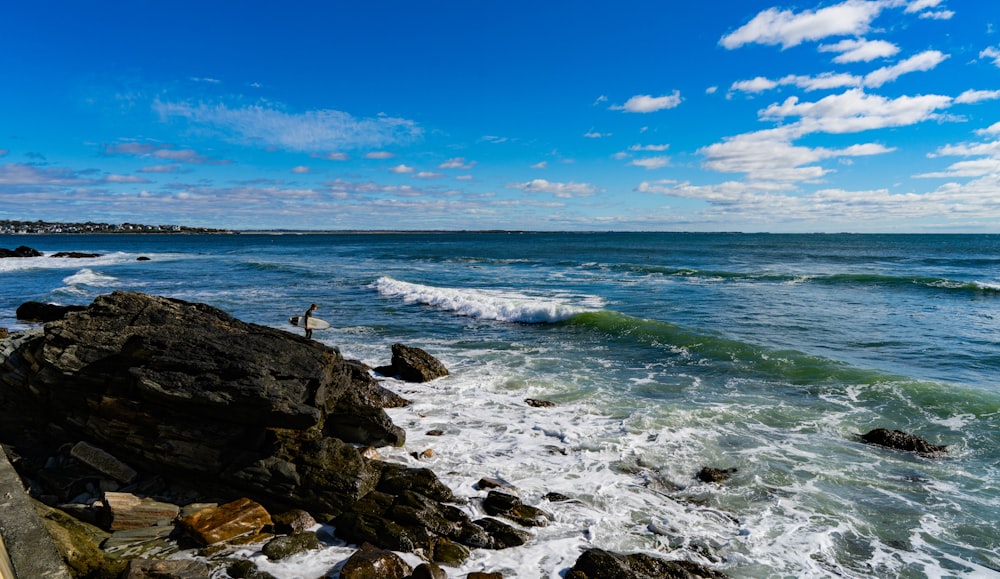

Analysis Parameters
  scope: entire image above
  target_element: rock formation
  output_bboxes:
[860,428,947,457]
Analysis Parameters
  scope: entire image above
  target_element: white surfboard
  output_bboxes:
[289,315,331,330]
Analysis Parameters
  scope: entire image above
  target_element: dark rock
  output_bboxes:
[0,245,43,258]
[860,428,947,457]
[430,536,470,566]
[121,558,212,579]
[261,531,322,560]
[15,301,87,322]
[427,429,445,436]
[271,508,317,534]
[474,477,514,492]
[467,572,503,579]
[136,256,151,261]
[482,491,551,527]
[227,559,278,579]
[339,543,413,579]
[567,547,728,579]
[696,467,737,483]
[376,343,449,382]
[542,492,571,502]
[525,398,555,408]
[50,251,102,258]
[411,561,449,578]
[471,518,531,549]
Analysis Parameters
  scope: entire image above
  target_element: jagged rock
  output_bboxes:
[430,536,470,566]
[482,491,551,527]
[860,428,947,457]
[375,343,449,382]
[179,497,272,545]
[0,245,42,258]
[339,543,413,579]
[15,301,87,322]
[566,547,728,579]
[261,531,322,560]
[120,558,212,579]
[50,252,102,258]
[102,492,180,531]
[696,467,737,483]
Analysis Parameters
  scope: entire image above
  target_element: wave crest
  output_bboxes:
[373,277,600,323]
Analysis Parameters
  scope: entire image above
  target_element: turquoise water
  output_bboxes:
[2,232,998,577]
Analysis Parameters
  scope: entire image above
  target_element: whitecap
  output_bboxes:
[373,276,601,323]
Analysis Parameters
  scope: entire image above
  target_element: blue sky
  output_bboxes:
[2,0,999,232]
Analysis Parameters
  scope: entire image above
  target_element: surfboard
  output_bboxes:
[288,315,331,330]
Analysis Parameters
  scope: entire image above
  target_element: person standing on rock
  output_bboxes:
[304,303,318,339]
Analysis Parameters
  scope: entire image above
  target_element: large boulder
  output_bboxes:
[0,245,43,258]
[375,343,449,383]
[15,301,88,323]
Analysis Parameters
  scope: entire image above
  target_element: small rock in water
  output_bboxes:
[525,398,555,408]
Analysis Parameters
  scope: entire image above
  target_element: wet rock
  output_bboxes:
[430,536,470,566]
[375,343,449,382]
[467,572,503,579]
[696,466,737,483]
[179,498,272,545]
[50,252,102,258]
[542,492,571,502]
[70,441,138,484]
[525,398,554,408]
[339,543,413,579]
[471,518,531,549]
[482,491,551,527]
[860,428,947,457]
[411,561,448,578]
[136,256,151,261]
[566,547,728,578]
[0,245,43,258]
[34,499,126,579]
[227,559,278,579]
[15,301,87,322]
[261,531,322,560]
[271,508,317,534]
[120,558,211,579]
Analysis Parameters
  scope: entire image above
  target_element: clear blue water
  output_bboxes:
[2,232,998,578]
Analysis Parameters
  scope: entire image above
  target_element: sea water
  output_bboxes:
[1,232,998,578]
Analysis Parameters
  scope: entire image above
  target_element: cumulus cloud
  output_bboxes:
[954,90,1000,104]
[292,166,310,174]
[612,91,682,113]
[414,171,445,179]
[153,100,423,153]
[390,164,414,174]
[720,0,886,49]
[365,151,395,159]
[819,38,900,63]
[760,89,952,134]
[507,179,597,198]
[629,144,670,152]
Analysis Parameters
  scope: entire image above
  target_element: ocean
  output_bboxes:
[1,232,998,578]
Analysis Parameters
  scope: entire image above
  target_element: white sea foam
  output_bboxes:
[52,268,121,295]
[373,276,602,323]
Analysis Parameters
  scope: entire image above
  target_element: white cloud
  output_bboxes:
[760,89,953,135]
[365,151,395,159]
[818,38,900,63]
[980,46,1000,68]
[439,157,475,169]
[153,100,423,153]
[584,131,612,138]
[629,156,671,170]
[390,164,414,174]
[507,179,597,198]
[731,77,780,93]
[720,0,886,49]
[292,165,310,174]
[863,50,948,87]
[629,144,670,152]
[975,122,1000,136]
[613,91,682,113]
[414,171,445,179]
[905,0,944,13]
[531,161,548,169]
[324,152,348,161]
[919,10,953,19]
[954,90,1000,104]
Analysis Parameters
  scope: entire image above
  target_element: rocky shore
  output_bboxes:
[0,291,732,579]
